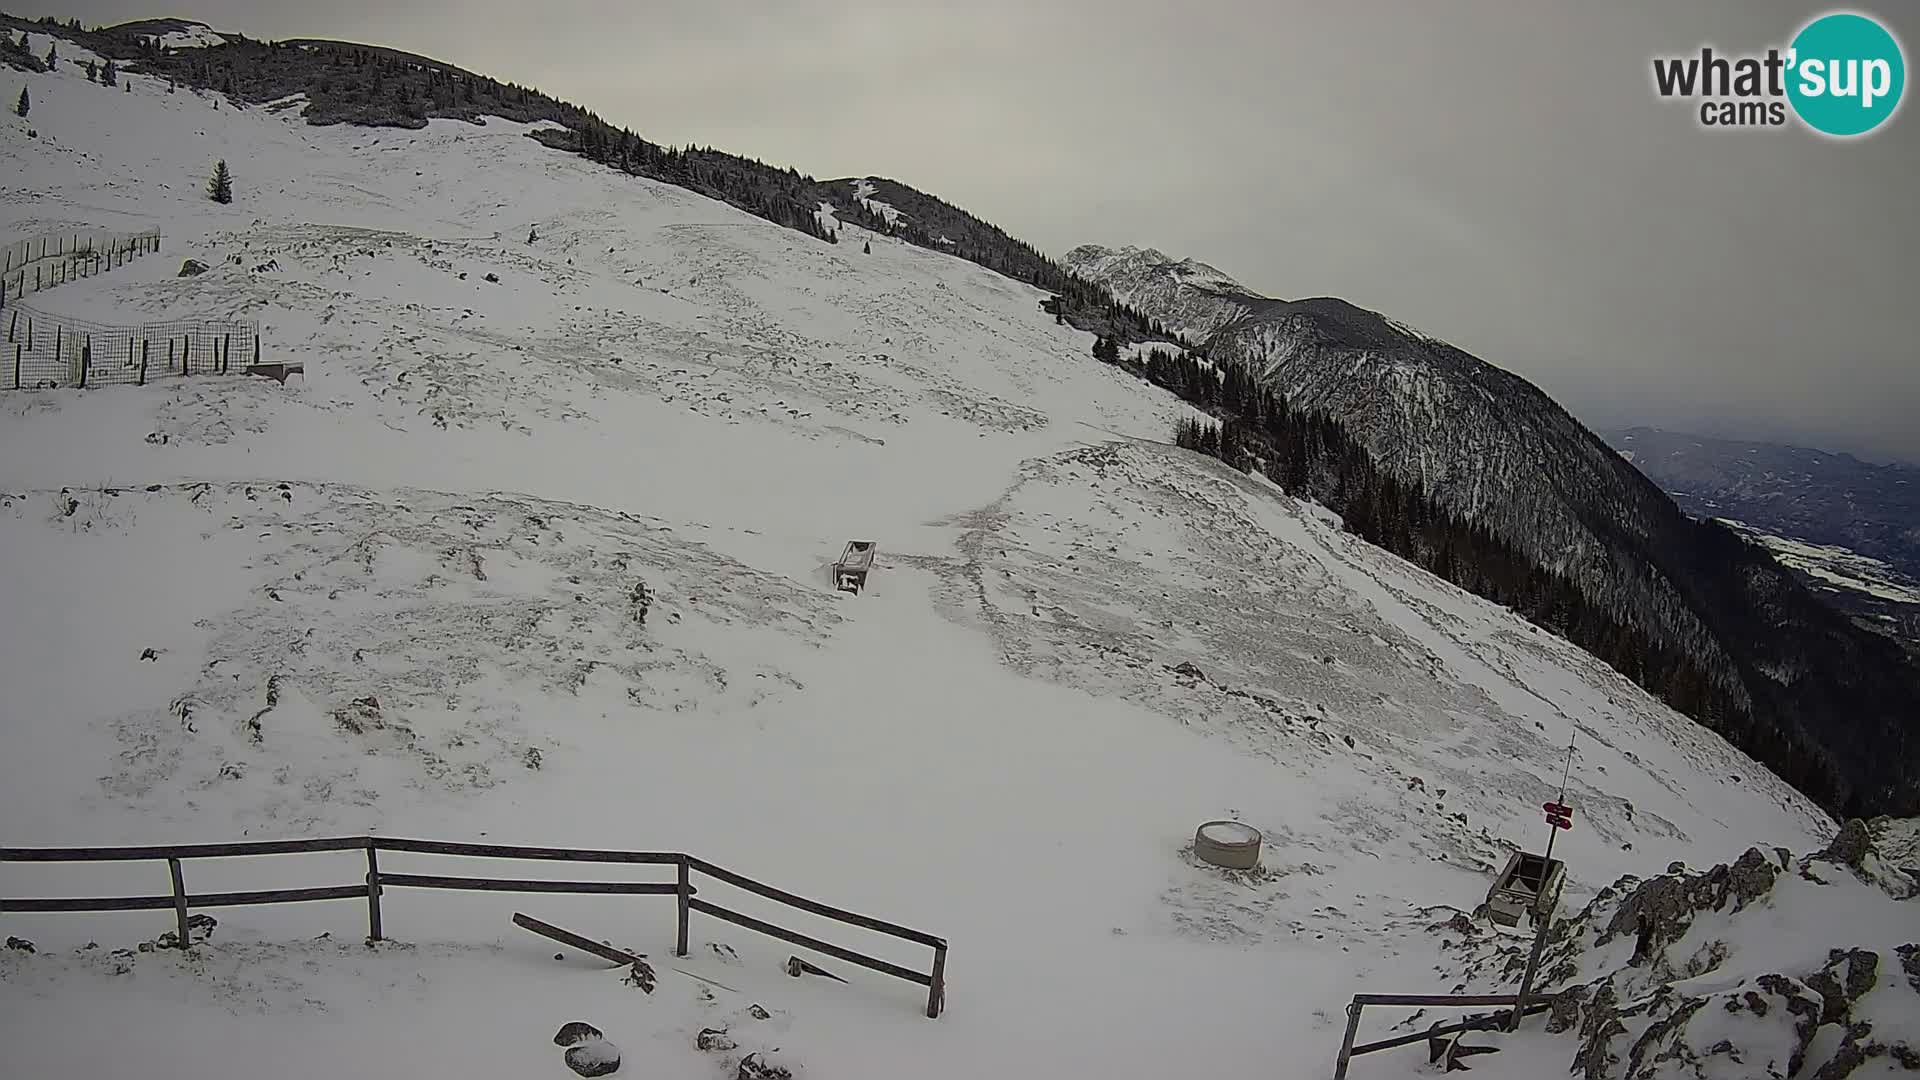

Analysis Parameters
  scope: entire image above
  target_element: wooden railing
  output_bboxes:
[1331,992,1552,1077]
[1,836,947,1017]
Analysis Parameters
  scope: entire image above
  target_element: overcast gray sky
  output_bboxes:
[21,1,1919,461]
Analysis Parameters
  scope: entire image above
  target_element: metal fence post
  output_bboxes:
[166,857,191,950]
[13,343,19,390]
[675,856,690,957]
[365,841,384,941]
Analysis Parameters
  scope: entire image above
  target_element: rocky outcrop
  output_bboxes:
[1443,819,1920,1079]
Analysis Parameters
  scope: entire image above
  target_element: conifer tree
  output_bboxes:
[14,85,27,118]
[45,41,57,69]
[101,59,116,86]
[208,159,233,203]
[85,59,97,82]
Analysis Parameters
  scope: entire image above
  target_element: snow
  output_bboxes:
[156,23,228,50]
[850,178,904,227]
[0,51,1843,1080]
[1198,822,1261,845]
[1718,518,1920,604]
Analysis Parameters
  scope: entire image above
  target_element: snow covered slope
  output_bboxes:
[1062,245,1920,821]
[0,37,1844,1080]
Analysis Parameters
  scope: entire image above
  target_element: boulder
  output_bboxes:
[178,259,209,277]
[564,1039,620,1077]
[553,1022,603,1047]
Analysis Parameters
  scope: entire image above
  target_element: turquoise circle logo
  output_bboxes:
[1787,12,1905,136]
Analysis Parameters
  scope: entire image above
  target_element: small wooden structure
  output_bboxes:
[245,360,303,384]
[1485,851,1565,929]
[833,541,877,594]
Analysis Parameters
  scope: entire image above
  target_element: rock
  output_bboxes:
[621,959,656,993]
[747,1004,771,1021]
[737,1053,792,1080]
[553,1022,603,1047]
[1169,661,1207,682]
[1805,948,1880,1025]
[695,1027,736,1053]
[4,936,34,953]
[564,1038,620,1077]
[178,259,209,277]
[1813,819,1873,871]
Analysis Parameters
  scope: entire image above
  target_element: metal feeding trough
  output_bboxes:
[1194,820,1262,870]
[1485,851,1566,928]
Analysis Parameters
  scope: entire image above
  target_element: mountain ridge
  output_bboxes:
[1066,244,1920,818]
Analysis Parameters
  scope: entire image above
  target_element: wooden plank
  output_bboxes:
[676,857,690,958]
[688,897,931,987]
[511,912,643,967]
[0,836,367,862]
[188,885,366,908]
[1351,993,1523,1007]
[927,943,947,1018]
[374,837,681,864]
[686,857,944,948]
[0,894,177,913]
[365,843,383,941]
[166,858,191,949]
[377,872,680,896]
[1348,1002,1549,1058]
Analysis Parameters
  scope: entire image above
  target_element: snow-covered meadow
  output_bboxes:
[0,30,1864,1080]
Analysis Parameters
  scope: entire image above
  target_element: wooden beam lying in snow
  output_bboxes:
[512,912,645,967]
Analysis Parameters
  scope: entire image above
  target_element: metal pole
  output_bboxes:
[167,858,191,950]
[1334,1000,1363,1079]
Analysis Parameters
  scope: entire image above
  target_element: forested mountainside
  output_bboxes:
[1067,246,1920,818]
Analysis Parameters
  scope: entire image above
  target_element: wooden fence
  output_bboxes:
[1331,992,1553,1078]
[1,835,947,1018]
[1,229,163,309]
[5,305,262,390]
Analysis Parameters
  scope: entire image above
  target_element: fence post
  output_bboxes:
[253,336,260,368]
[13,343,19,390]
[79,339,89,388]
[224,333,232,374]
[166,857,191,950]
[365,841,384,942]
[927,943,947,1019]
[168,338,176,374]
[1333,1000,1363,1080]
[676,856,690,957]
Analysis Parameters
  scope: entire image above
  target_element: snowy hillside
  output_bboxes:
[0,30,1862,1080]
[1063,243,1920,821]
